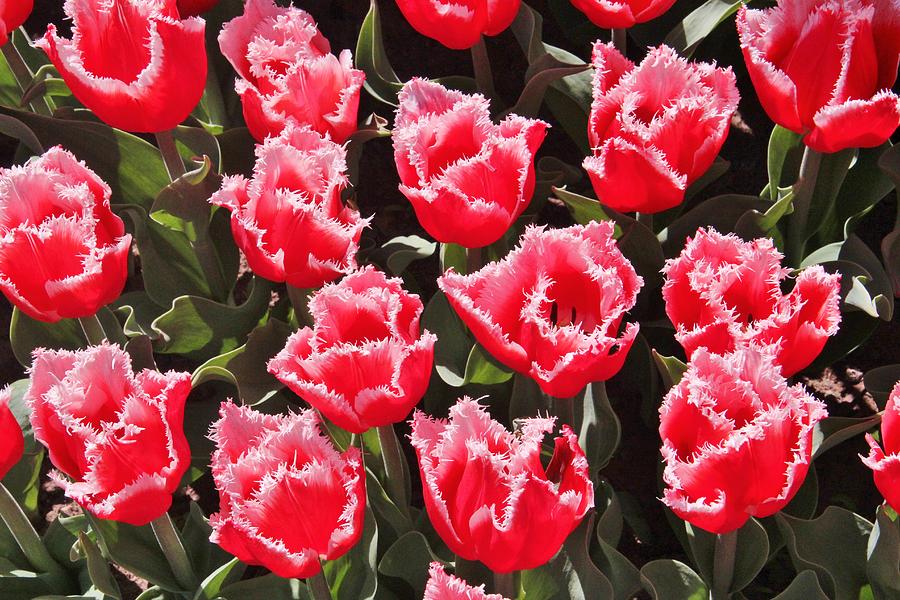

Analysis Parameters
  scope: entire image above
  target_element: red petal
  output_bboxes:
[806,91,900,152]
[395,0,488,50]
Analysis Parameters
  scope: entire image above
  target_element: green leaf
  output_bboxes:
[378,532,443,597]
[684,518,768,594]
[651,351,687,391]
[439,242,467,274]
[664,0,744,57]
[867,506,900,600]
[863,364,900,409]
[803,148,856,245]
[77,533,121,599]
[577,382,621,472]
[832,142,895,240]
[765,125,804,201]
[380,235,437,276]
[181,504,230,579]
[0,113,43,154]
[640,560,708,600]
[463,343,513,385]
[193,557,246,600]
[771,570,830,600]
[776,507,873,600]
[218,574,306,600]
[422,291,472,387]
[355,0,404,106]
[660,195,768,255]
[9,306,123,368]
[595,480,624,547]
[323,507,378,600]
[590,534,641,600]
[2,380,44,517]
[554,186,617,229]
[508,53,589,118]
[86,515,181,592]
[812,414,881,459]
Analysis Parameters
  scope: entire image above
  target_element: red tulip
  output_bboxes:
[438,221,642,397]
[737,0,900,153]
[37,0,206,133]
[394,78,548,248]
[424,562,509,600]
[219,0,364,143]
[0,387,23,480]
[662,228,841,377]
[0,147,130,323]
[209,124,368,289]
[27,344,191,525]
[176,0,218,17]
[395,0,520,50]
[660,346,827,534]
[209,401,365,579]
[569,0,675,29]
[584,44,739,214]
[863,382,900,512]
[268,266,436,434]
[0,0,32,45]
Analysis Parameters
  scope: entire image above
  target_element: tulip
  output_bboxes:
[0,147,131,323]
[395,0,520,50]
[583,43,739,214]
[0,387,22,480]
[737,0,900,153]
[209,401,365,579]
[862,381,900,512]
[37,0,206,133]
[662,228,841,377]
[424,562,510,600]
[219,0,364,143]
[209,124,368,289]
[268,266,436,434]
[660,346,827,534]
[27,344,191,526]
[438,221,642,398]
[176,0,218,17]
[411,399,593,573]
[394,78,548,248]
[0,0,31,46]
[569,0,675,29]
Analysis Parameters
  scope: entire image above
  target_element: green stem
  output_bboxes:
[549,392,574,427]
[155,130,186,181]
[376,425,411,518]
[307,567,333,600]
[0,482,64,575]
[466,246,482,275]
[611,28,627,55]
[494,570,516,598]
[78,314,107,346]
[786,145,823,266]
[150,513,196,592]
[470,36,496,100]
[1,41,52,116]
[711,529,738,600]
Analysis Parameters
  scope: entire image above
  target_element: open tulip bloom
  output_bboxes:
[439,221,642,398]
[584,43,739,214]
[737,0,900,153]
[37,0,207,133]
[660,346,827,534]
[393,78,548,249]
[209,401,365,579]
[26,344,191,526]
[663,228,841,377]
[268,266,436,434]
[863,382,900,513]
[0,147,130,323]
[410,399,594,573]
[219,0,364,143]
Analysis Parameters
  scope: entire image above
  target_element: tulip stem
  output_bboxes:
[550,393,575,427]
[471,36,496,101]
[155,130,186,181]
[466,246,482,275]
[611,29,627,55]
[376,425,411,517]
[150,513,197,592]
[1,40,53,116]
[711,529,738,600]
[307,567,334,600]
[0,482,65,576]
[79,314,107,346]
[494,571,516,598]
[786,145,823,266]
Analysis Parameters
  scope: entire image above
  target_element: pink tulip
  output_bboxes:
[424,562,510,600]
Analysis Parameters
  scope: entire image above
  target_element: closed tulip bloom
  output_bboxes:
[219,0,364,143]
[570,0,675,29]
[394,79,548,248]
[662,228,841,377]
[0,0,32,45]
[862,382,900,512]
[37,0,206,133]
[269,266,436,434]
[209,401,365,579]
[27,344,191,525]
[737,0,900,153]
[0,387,23,480]
[176,0,217,17]
[439,221,642,398]
[209,124,368,289]
[395,0,520,50]
[660,347,827,534]
[411,399,594,573]
[424,562,509,600]
[584,43,739,214]
[0,147,130,323]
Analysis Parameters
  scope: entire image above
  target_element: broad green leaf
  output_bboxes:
[77,533,121,599]
[640,560,708,600]
[355,0,404,106]
[218,574,306,600]
[9,306,123,368]
[772,570,830,600]
[323,507,378,600]
[863,364,900,409]
[664,0,744,57]
[812,415,882,459]
[378,532,443,597]
[181,504,230,580]
[422,291,472,387]
[577,382,621,472]
[86,515,181,593]
[439,243,467,274]
[463,343,513,385]
[765,125,804,201]
[867,506,900,600]
[651,351,688,391]
[684,518,768,594]
[660,195,768,255]
[193,557,246,600]
[380,235,437,276]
